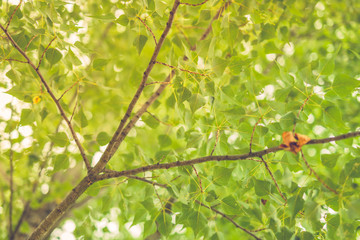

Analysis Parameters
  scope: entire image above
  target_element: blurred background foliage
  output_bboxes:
[1,0,360,239]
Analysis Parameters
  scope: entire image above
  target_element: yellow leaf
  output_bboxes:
[33,96,41,104]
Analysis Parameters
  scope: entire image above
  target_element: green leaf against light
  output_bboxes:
[188,94,206,113]
[20,109,35,125]
[254,179,273,196]
[67,48,82,66]
[45,48,63,65]
[287,193,304,220]
[133,35,148,55]
[156,211,172,236]
[49,132,69,147]
[115,15,129,26]
[260,23,276,40]
[53,154,69,172]
[321,154,340,168]
[332,74,360,98]
[213,166,233,186]
[142,114,160,129]
[221,195,241,214]
[96,132,110,146]
[212,57,228,77]
[93,58,109,71]
[158,134,172,147]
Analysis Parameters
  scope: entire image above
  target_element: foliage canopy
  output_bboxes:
[1,0,360,239]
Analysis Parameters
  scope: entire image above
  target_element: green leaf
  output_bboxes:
[75,109,88,128]
[254,179,273,196]
[321,154,340,168]
[133,35,148,55]
[260,23,276,40]
[87,13,115,21]
[142,115,159,129]
[49,132,69,147]
[6,69,20,83]
[323,106,345,131]
[115,15,129,26]
[53,154,69,172]
[67,48,82,66]
[45,48,63,65]
[212,57,228,77]
[276,227,294,240]
[221,195,241,214]
[332,74,360,98]
[147,0,155,10]
[158,134,172,148]
[96,132,110,146]
[176,87,192,103]
[20,109,35,125]
[288,193,304,220]
[93,59,109,71]
[188,94,206,113]
[213,166,233,186]
[156,211,172,236]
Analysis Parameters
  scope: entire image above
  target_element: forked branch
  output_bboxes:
[0,25,91,172]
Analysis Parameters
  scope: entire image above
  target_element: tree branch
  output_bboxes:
[0,24,91,172]
[95,131,360,181]
[91,0,181,175]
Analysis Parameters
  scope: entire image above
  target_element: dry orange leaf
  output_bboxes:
[280,131,311,154]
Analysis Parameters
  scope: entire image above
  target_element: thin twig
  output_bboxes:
[210,129,220,156]
[5,0,23,30]
[293,94,311,133]
[137,16,157,45]
[156,61,208,76]
[0,25,91,171]
[69,96,79,123]
[191,165,203,192]
[4,58,28,63]
[37,36,57,69]
[250,228,267,232]
[250,116,263,153]
[181,0,209,6]
[25,35,38,52]
[58,79,81,101]
[154,186,165,209]
[259,157,287,203]
[196,200,261,240]
[300,150,338,194]
[198,2,231,42]
[145,81,171,86]
[127,175,167,188]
